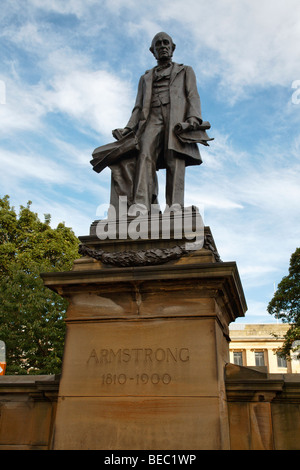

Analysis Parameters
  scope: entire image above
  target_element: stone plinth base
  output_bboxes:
[42,226,246,450]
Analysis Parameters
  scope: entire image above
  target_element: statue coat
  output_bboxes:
[125,62,203,169]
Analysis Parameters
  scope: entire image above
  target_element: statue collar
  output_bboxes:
[155,61,173,71]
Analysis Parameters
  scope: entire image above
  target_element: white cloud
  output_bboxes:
[0,77,46,134]
[3,0,300,105]
[49,138,91,166]
[239,265,279,279]
[28,0,99,18]
[0,148,70,185]
[151,0,300,97]
[30,196,94,236]
[44,69,134,136]
[185,190,243,211]
[234,299,277,324]
[0,54,134,141]
[237,166,300,215]
[4,22,45,49]
[186,131,300,224]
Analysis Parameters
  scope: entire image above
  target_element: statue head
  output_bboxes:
[150,32,176,61]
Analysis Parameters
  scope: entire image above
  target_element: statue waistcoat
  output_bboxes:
[151,64,172,107]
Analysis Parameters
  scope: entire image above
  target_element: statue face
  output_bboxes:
[152,33,174,61]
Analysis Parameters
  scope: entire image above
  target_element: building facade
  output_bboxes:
[229,323,300,374]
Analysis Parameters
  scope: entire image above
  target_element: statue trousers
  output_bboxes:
[110,104,186,212]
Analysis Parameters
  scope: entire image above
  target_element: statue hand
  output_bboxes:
[186,117,201,130]
[112,127,131,140]
[119,127,131,136]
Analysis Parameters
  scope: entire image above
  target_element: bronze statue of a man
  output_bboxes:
[92,32,212,215]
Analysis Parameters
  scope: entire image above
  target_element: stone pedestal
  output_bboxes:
[42,222,246,450]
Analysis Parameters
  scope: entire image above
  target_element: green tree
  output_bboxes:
[0,195,79,375]
[267,247,300,358]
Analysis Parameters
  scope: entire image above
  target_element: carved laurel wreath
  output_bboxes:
[78,243,188,267]
[78,234,221,267]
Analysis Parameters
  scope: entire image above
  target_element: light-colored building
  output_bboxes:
[229,323,300,374]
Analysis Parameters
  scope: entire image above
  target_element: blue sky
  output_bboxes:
[1,0,300,324]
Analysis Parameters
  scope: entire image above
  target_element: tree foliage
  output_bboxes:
[267,247,300,358]
[0,195,79,374]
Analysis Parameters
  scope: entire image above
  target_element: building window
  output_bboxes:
[255,351,265,367]
[277,353,287,368]
[233,351,243,366]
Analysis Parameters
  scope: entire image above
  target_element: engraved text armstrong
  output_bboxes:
[87,347,190,364]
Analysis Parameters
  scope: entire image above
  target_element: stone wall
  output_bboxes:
[1,367,299,450]
[226,363,300,450]
[0,375,58,450]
